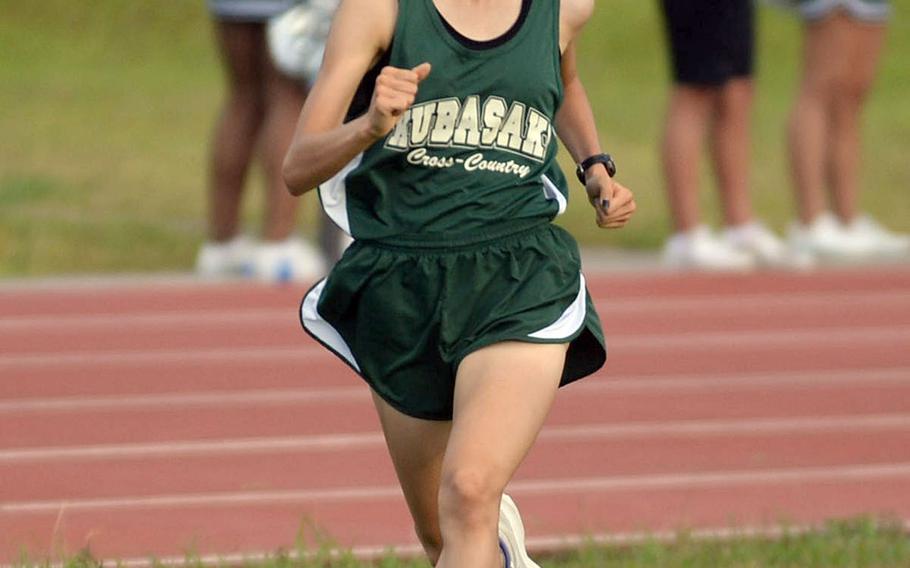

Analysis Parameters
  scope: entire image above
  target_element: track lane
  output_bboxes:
[4,367,909,412]
[4,378,910,448]
[2,291,908,354]
[2,425,909,501]
[2,267,908,315]
[2,267,909,563]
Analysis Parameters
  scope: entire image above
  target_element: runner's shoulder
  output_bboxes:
[560,0,594,36]
[334,0,398,52]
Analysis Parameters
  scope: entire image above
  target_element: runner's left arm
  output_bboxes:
[555,0,635,229]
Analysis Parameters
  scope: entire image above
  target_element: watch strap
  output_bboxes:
[575,153,616,185]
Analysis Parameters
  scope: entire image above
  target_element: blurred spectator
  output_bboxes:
[196,0,326,282]
[785,0,909,263]
[267,0,351,265]
[658,0,791,271]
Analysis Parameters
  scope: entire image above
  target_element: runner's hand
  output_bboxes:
[366,62,432,139]
[586,167,636,229]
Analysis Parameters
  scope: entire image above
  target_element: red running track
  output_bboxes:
[1,267,910,564]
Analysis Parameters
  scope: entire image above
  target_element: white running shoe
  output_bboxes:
[842,215,910,258]
[249,237,327,283]
[195,235,254,279]
[723,221,811,270]
[662,225,755,272]
[498,494,540,568]
[788,212,873,263]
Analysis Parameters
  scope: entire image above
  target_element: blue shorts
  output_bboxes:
[207,0,298,22]
[792,0,890,22]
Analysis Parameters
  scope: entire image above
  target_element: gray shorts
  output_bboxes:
[207,0,299,22]
[793,0,891,22]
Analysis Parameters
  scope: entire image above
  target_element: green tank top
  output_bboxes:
[319,0,568,241]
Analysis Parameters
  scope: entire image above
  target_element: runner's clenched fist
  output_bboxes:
[366,62,432,139]
[585,167,636,229]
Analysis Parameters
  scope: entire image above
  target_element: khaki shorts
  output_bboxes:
[300,221,606,420]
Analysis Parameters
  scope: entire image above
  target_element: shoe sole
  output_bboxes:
[499,494,540,568]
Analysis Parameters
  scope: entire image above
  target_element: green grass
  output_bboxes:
[13,518,910,568]
[540,519,910,568]
[1,1,908,275]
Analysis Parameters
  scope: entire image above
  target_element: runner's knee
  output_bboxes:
[835,76,872,110]
[438,467,502,529]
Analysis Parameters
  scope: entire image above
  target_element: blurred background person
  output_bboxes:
[659,0,791,271]
[785,0,910,264]
[267,0,350,265]
[196,0,327,282]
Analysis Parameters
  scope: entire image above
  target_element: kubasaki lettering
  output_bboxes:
[386,95,552,164]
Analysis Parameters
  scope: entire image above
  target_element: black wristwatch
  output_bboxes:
[576,153,616,185]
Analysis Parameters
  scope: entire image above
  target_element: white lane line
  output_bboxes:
[598,290,910,313]
[0,432,384,462]
[3,366,910,413]
[0,274,214,292]
[0,346,320,367]
[573,366,910,393]
[522,520,910,553]
[1,290,907,330]
[0,387,369,413]
[15,520,908,568]
[3,462,910,514]
[3,367,909,414]
[0,309,289,330]
[542,414,910,440]
[0,485,402,513]
[2,325,909,368]
[512,462,910,495]
[614,325,910,349]
[2,414,909,463]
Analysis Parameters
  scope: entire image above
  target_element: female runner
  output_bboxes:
[284,0,635,565]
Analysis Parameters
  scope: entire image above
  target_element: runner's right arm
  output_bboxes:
[283,0,427,195]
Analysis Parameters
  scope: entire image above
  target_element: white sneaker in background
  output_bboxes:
[723,221,787,266]
[788,211,871,264]
[722,221,797,269]
[249,237,326,283]
[195,235,254,279]
[842,215,910,258]
[662,225,755,272]
[499,494,540,568]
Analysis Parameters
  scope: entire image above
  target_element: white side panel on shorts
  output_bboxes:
[541,174,567,216]
[318,153,363,236]
[301,279,361,372]
[528,273,587,340]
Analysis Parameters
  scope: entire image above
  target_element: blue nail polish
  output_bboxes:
[602,199,610,211]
